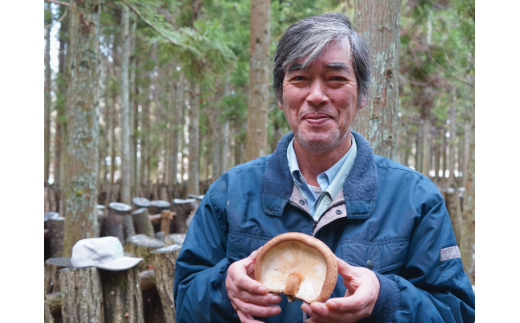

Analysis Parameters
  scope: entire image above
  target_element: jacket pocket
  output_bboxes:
[342,238,409,274]
[226,231,270,262]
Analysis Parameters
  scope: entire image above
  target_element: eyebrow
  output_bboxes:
[286,62,350,72]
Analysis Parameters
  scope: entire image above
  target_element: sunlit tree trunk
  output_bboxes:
[463,120,470,185]
[44,5,52,184]
[421,119,431,177]
[221,120,230,174]
[447,100,457,188]
[220,78,230,175]
[415,126,422,173]
[62,0,101,257]
[187,82,200,194]
[168,69,179,186]
[129,17,137,197]
[245,0,271,161]
[54,4,69,189]
[354,0,400,160]
[119,5,132,204]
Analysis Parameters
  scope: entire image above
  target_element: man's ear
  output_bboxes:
[358,96,367,110]
[277,99,283,110]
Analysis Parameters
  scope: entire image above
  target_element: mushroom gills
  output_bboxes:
[284,272,305,302]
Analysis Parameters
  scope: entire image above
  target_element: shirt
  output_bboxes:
[287,134,358,221]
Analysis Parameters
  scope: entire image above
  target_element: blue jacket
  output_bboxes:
[174,131,475,322]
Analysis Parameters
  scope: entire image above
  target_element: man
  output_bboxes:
[174,13,475,323]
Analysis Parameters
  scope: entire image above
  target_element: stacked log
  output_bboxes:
[125,234,165,271]
[101,202,134,245]
[48,216,65,258]
[99,266,144,323]
[132,197,151,211]
[151,244,183,322]
[59,267,104,323]
[132,208,155,238]
[160,210,173,236]
[171,199,198,234]
[44,290,53,323]
[166,233,186,246]
[149,200,170,216]
[45,257,72,295]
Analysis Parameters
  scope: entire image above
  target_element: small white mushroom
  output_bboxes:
[255,233,338,304]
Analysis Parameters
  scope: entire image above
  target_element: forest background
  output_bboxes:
[42,0,476,282]
[0,1,520,322]
[4,0,520,320]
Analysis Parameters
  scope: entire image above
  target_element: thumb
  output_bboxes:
[245,247,263,274]
[336,257,362,293]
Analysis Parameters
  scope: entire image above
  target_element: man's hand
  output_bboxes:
[302,257,380,323]
[226,248,282,323]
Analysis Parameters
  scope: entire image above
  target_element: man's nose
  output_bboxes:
[306,79,329,107]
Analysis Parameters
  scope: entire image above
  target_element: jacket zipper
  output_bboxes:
[289,200,345,236]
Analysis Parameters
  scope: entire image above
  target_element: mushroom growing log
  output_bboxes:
[255,232,338,303]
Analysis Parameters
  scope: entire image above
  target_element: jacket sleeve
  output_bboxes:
[173,182,239,323]
[365,185,475,323]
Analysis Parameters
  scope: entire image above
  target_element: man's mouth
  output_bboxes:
[302,113,332,125]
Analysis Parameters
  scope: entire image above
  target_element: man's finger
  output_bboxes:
[237,309,263,323]
[231,272,268,295]
[233,297,281,317]
[236,290,281,305]
[325,293,368,312]
[336,257,362,292]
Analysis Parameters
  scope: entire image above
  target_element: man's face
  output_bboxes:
[278,41,363,155]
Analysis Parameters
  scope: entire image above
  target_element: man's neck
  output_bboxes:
[293,132,352,186]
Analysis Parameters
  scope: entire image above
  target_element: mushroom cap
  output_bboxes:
[255,232,338,303]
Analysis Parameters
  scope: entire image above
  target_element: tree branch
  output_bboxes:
[426,48,473,87]
[44,0,69,6]
[44,9,68,29]
[123,1,182,48]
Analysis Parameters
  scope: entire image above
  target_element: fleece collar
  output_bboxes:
[260,131,378,219]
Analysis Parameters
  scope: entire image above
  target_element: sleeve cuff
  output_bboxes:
[360,272,401,323]
[218,265,234,309]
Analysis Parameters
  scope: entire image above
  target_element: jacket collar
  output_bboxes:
[261,131,378,219]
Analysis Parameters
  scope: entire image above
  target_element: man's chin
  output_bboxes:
[295,131,345,155]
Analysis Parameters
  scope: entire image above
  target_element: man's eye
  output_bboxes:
[291,76,306,81]
[330,76,346,81]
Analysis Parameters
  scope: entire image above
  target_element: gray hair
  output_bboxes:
[273,12,371,107]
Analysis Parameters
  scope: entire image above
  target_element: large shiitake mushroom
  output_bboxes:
[254,232,338,303]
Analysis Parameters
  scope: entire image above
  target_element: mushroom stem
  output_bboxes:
[285,272,305,302]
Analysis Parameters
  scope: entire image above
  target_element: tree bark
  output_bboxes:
[245,0,271,161]
[45,290,54,323]
[461,103,475,285]
[120,4,132,205]
[100,267,144,323]
[187,82,200,195]
[59,267,104,323]
[62,0,101,257]
[151,244,183,323]
[353,0,400,160]
[45,4,53,184]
